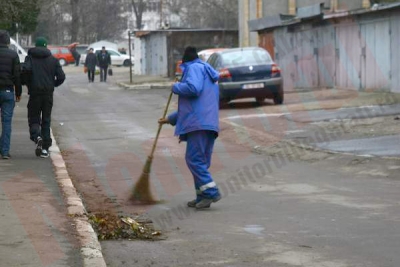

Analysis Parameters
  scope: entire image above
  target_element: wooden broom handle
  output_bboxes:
[149,91,174,158]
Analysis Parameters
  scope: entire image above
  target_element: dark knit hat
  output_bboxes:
[0,30,10,45]
[182,46,199,63]
[35,37,48,47]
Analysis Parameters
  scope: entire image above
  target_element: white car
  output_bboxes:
[10,38,28,63]
[80,48,133,67]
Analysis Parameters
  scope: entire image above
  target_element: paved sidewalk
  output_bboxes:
[0,94,83,267]
[116,74,173,90]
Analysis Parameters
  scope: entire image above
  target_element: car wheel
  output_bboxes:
[273,85,284,105]
[273,92,284,105]
[123,59,131,67]
[219,98,229,108]
[256,97,266,105]
[59,58,67,66]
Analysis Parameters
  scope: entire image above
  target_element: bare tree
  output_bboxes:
[36,0,126,44]
[36,0,70,44]
[131,0,147,29]
[91,0,126,40]
[165,0,238,29]
[70,0,79,42]
[27,0,238,45]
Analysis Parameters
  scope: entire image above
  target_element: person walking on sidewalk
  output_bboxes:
[24,37,65,158]
[70,46,81,67]
[158,46,221,209]
[96,46,111,82]
[0,30,22,159]
[84,48,96,82]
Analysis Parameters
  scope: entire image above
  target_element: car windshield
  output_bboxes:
[222,49,273,67]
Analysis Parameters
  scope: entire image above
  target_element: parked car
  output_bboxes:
[80,48,133,67]
[199,48,227,62]
[48,46,75,66]
[10,38,28,63]
[75,44,89,55]
[207,47,283,105]
[175,48,227,80]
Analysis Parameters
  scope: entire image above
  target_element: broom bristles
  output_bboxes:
[130,156,157,204]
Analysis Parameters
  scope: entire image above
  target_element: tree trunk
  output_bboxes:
[131,0,145,30]
[70,0,79,42]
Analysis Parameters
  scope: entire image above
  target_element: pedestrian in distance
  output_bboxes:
[96,46,111,82]
[0,30,22,159]
[70,46,81,66]
[158,46,221,209]
[24,37,65,158]
[84,48,96,82]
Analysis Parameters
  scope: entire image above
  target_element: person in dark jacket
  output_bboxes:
[0,30,22,159]
[96,46,111,82]
[24,37,65,158]
[70,46,80,66]
[159,46,221,209]
[84,48,96,82]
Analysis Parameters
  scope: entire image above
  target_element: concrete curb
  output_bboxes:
[117,82,172,90]
[49,130,107,267]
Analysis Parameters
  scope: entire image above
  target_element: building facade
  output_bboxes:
[250,3,400,93]
[239,0,371,47]
[134,30,238,77]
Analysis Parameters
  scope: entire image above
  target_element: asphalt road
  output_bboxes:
[52,66,400,267]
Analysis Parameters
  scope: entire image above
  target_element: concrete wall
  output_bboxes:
[262,0,288,17]
[296,0,328,9]
[133,37,142,74]
[296,0,365,10]
[338,0,365,10]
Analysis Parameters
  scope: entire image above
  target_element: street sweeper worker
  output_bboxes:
[158,46,221,209]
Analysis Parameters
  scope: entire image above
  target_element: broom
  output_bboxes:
[130,91,174,204]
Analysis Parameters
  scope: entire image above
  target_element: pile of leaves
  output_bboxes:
[89,212,162,240]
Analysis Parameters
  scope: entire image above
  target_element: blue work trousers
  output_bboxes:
[0,89,15,156]
[185,130,220,201]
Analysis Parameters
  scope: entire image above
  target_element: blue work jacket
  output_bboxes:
[168,58,220,140]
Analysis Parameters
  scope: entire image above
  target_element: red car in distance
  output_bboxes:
[48,46,75,66]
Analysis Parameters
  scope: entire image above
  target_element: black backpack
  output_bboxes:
[20,56,32,86]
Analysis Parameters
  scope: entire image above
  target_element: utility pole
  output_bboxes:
[128,31,133,84]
